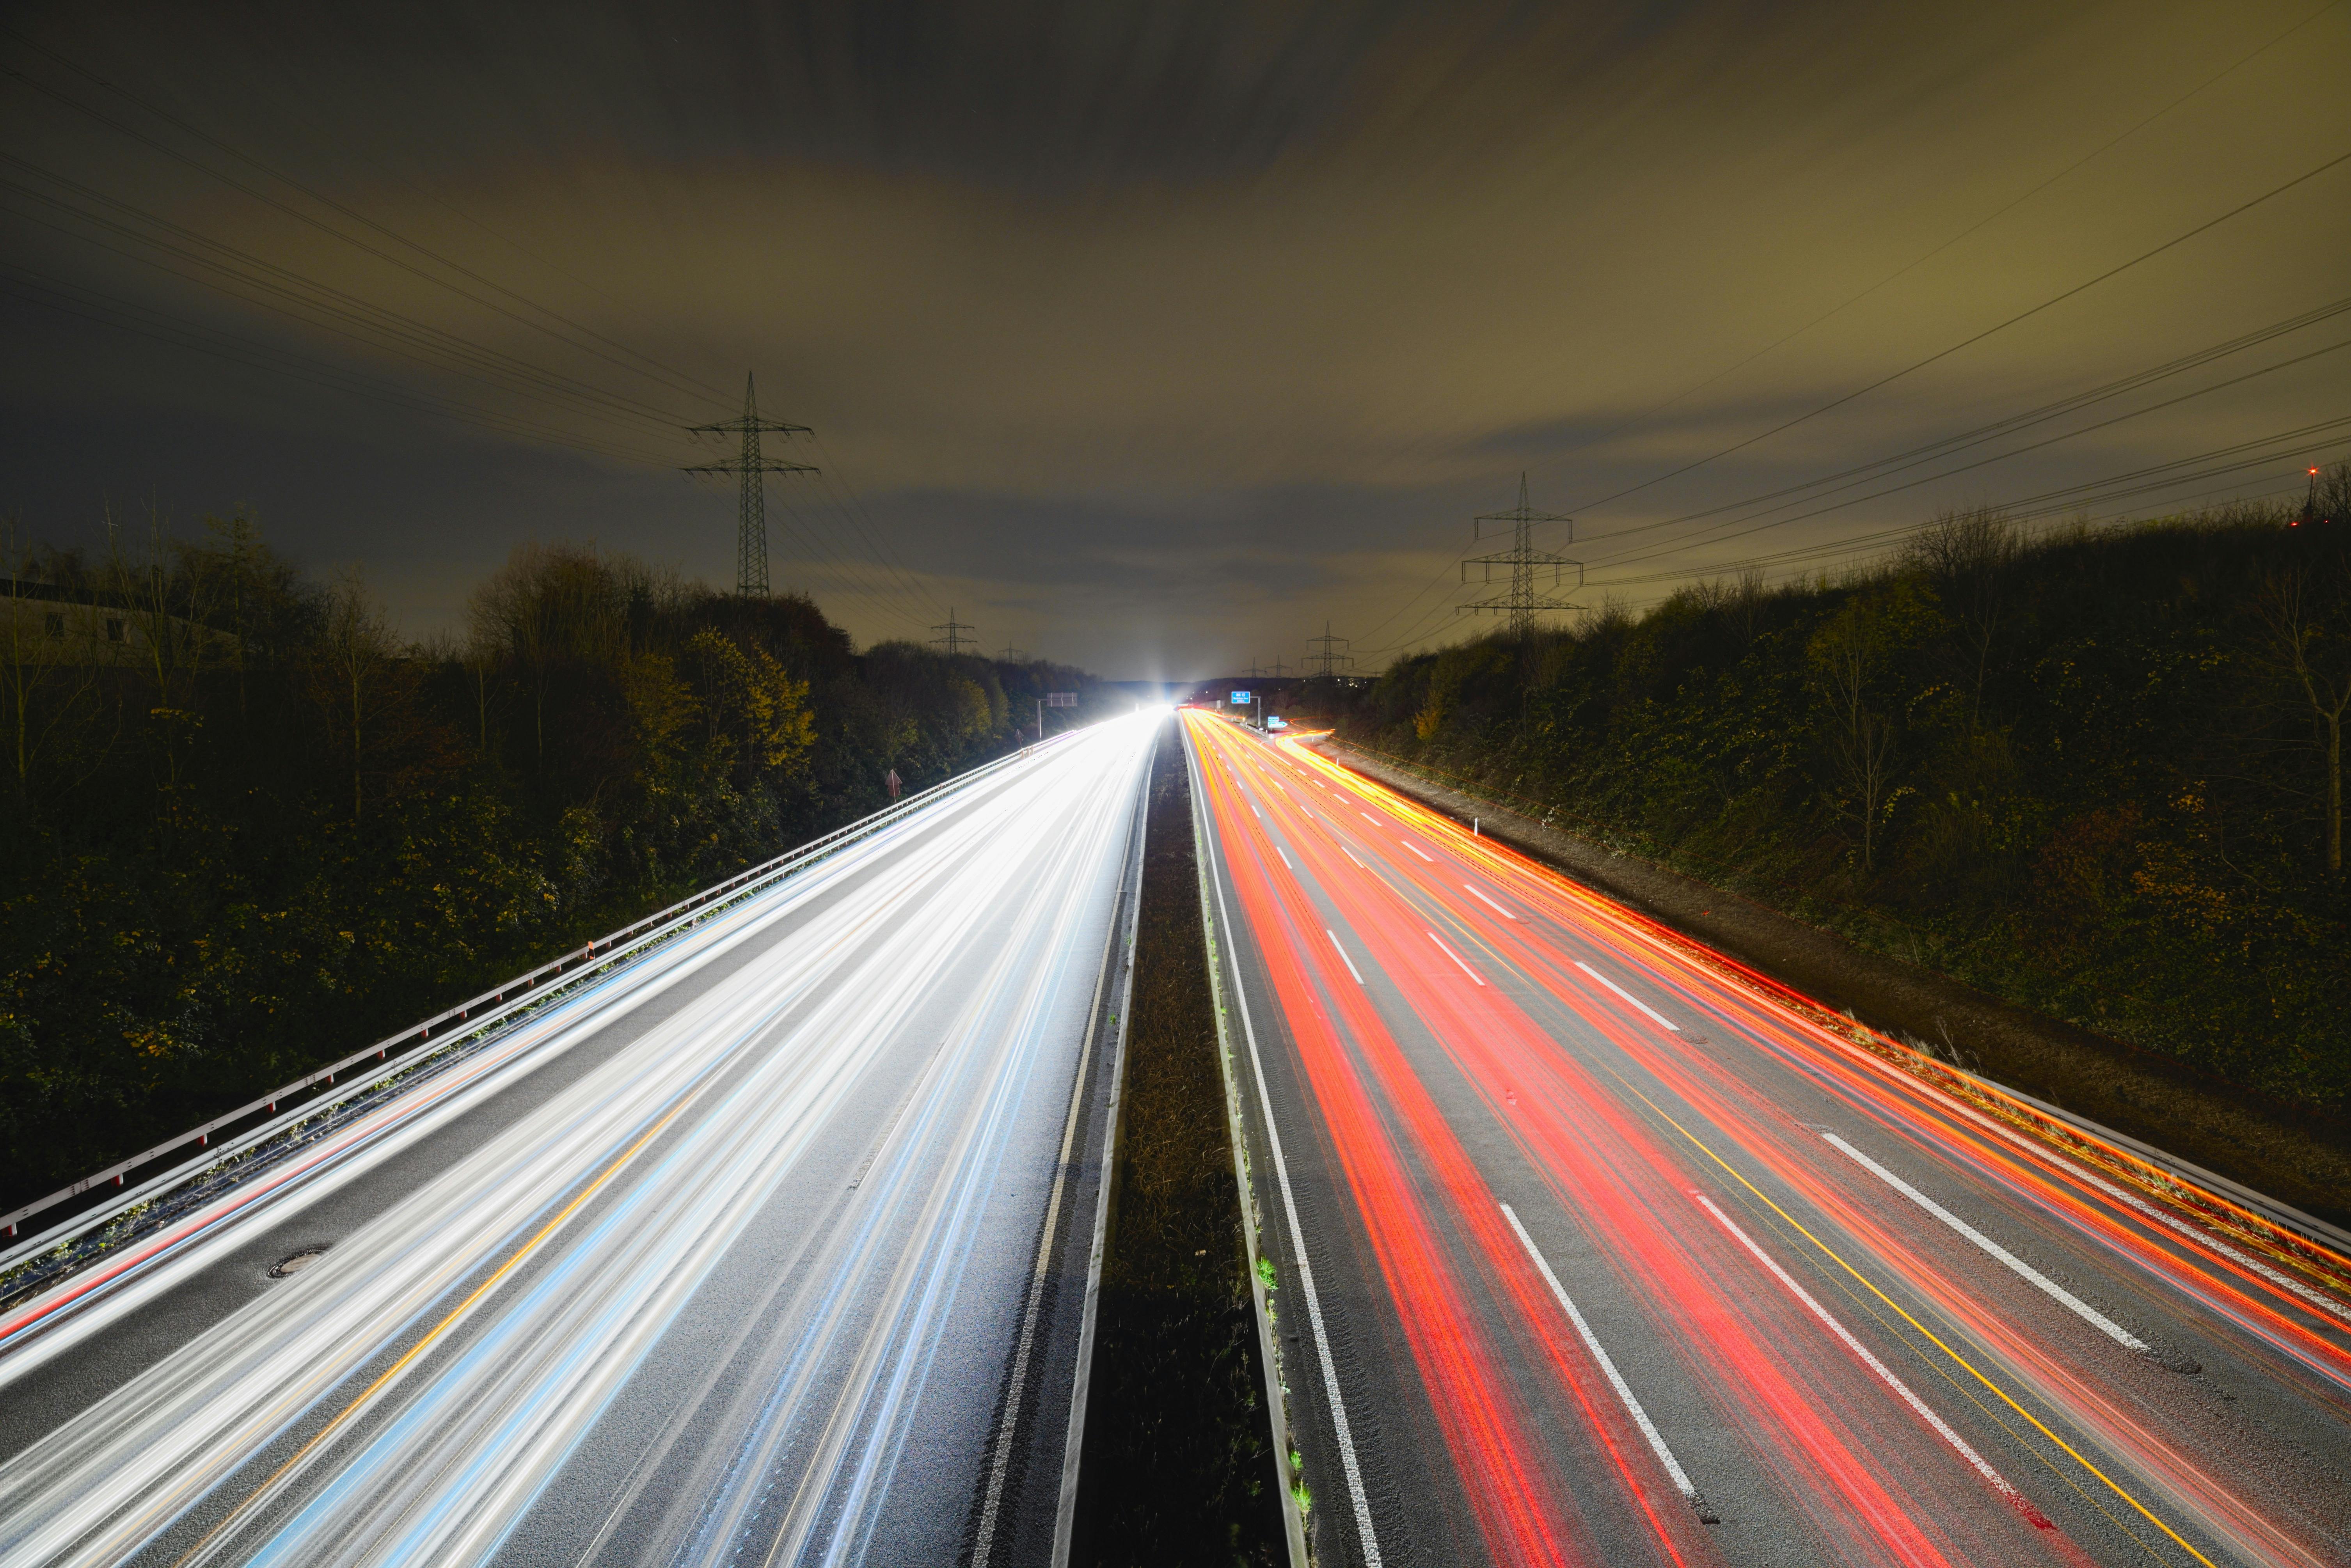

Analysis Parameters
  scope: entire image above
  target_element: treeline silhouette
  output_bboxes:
[1326,474,2351,1116]
[0,519,1099,1206]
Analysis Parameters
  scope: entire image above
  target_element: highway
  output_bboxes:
[0,711,1158,1568]
[1185,710,2351,1568]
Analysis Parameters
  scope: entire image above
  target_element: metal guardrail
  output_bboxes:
[0,732,1081,1252]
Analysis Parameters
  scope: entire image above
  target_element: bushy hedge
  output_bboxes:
[0,525,1104,1204]
[1319,496,2351,1113]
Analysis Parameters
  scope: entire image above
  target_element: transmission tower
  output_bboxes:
[1460,473,1582,639]
[930,608,977,656]
[1304,621,1354,677]
[998,644,1028,663]
[1269,657,1290,678]
[683,372,815,597]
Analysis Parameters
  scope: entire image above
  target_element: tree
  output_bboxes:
[315,569,398,821]
[1808,581,1939,871]
[2252,553,2351,874]
[1903,507,2017,731]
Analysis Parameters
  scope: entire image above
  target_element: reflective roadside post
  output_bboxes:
[885,768,901,803]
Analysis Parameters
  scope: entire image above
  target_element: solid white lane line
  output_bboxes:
[1944,1100,2351,1329]
[1463,882,1516,920]
[1696,1194,2032,1509]
[1823,1133,2149,1353]
[1426,933,1485,986]
[1401,841,1435,863]
[1502,1204,1702,1509]
[1205,810,1384,1566]
[1575,961,1681,1032]
[1275,844,1294,870]
[1327,931,1365,984]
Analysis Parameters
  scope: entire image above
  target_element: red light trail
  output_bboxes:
[1185,710,2351,1568]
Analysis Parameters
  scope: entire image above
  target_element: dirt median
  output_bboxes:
[1308,737,2351,1229]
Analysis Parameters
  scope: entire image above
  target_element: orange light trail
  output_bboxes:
[1186,711,2351,1568]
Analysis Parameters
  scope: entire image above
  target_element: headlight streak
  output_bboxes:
[1191,715,2351,1568]
[0,714,1159,1568]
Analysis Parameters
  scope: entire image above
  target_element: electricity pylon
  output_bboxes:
[930,608,977,656]
[683,372,814,597]
[1460,473,1582,639]
[1304,621,1353,677]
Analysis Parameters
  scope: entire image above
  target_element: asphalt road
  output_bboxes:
[0,711,1157,1568]
[1185,710,2351,1568]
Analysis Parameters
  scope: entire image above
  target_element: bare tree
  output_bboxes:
[1904,506,2017,731]
[2,518,105,828]
[1809,583,1934,871]
[2252,555,2351,874]
[317,568,396,821]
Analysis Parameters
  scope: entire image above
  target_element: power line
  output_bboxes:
[0,43,730,415]
[1524,1,2345,479]
[1584,332,2351,573]
[1590,408,2351,580]
[1591,417,2351,589]
[1567,143,2351,518]
[0,167,693,439]
[1582,292,2351,558]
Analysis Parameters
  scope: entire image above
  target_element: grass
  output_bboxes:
[1070,724,1286,1567]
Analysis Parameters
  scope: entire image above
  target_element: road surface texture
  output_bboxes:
[0,711,1157,1568]
[1184,710,2351,1568]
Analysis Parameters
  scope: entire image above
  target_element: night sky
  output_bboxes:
[5,1,2347,677]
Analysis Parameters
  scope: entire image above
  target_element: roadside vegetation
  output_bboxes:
[0,516,1103,1208]
[1310,472,2351,1120]
[1073,723,1284,1568]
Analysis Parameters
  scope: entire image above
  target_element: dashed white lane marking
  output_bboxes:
[1426,932,1485,986]
[1341,844,1368,870]
[1275,844,1294,871]
[1940,1098,2351,1329]
[1503,1204,1703,1510]
[1824,1133,2149,1353]
[1575,961,1681,1032]
[1463,882,1516,919]
[1401,841,1435,863]
[1327,931,1365,984]
[1360,811,1381,826]
[1696,1194,2035,1513]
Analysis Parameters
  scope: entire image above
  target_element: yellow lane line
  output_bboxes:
[1608,1071,2219,1568]
[172,1102,688,1566]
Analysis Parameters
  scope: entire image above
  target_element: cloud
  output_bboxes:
[5,0,2346,675]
